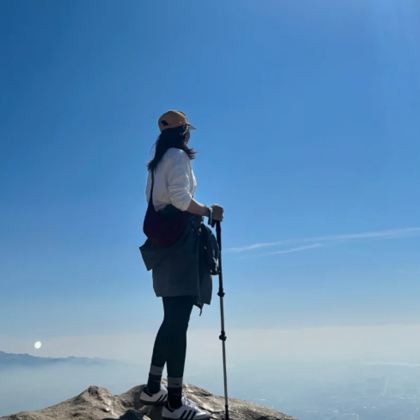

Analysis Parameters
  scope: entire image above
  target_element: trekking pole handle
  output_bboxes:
[216,220,222,250]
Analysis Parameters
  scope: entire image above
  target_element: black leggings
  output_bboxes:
[151,295,195,378]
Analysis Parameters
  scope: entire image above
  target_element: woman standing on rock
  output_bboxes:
[139,110,224,419]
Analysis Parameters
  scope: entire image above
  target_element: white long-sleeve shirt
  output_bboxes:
[145,147,197,212]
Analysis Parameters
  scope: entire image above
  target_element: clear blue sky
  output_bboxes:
[1,0,420,351]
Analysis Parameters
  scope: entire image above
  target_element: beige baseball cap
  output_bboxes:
[158,110,196,132]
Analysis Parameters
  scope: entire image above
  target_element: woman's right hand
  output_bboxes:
[210,204,224,222]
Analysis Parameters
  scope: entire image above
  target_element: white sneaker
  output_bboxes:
[162,396,211,419]
[139,383,168,406]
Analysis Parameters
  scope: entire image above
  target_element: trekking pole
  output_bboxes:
[215,220,230,420]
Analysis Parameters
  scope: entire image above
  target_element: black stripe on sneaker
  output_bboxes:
[180,411,189,420]
[188,410,196,420]
[157,394,164,403]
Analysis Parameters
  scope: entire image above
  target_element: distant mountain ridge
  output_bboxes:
[0,350,111,368]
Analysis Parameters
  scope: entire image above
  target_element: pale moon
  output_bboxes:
[34,341,42,350]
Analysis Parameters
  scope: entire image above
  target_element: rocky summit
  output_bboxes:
[1,380,295,420]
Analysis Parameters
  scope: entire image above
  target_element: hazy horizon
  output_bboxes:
[2,343,420,419]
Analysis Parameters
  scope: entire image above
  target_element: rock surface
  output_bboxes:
[1,380,296,420]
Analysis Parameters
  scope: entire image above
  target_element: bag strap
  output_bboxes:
[149,170,154,206]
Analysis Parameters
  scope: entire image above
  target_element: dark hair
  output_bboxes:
[147,125,196,172]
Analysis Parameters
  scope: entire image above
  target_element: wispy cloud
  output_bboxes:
[228,240,291,253]
[263,243,323,256]
[227,227,420,255]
